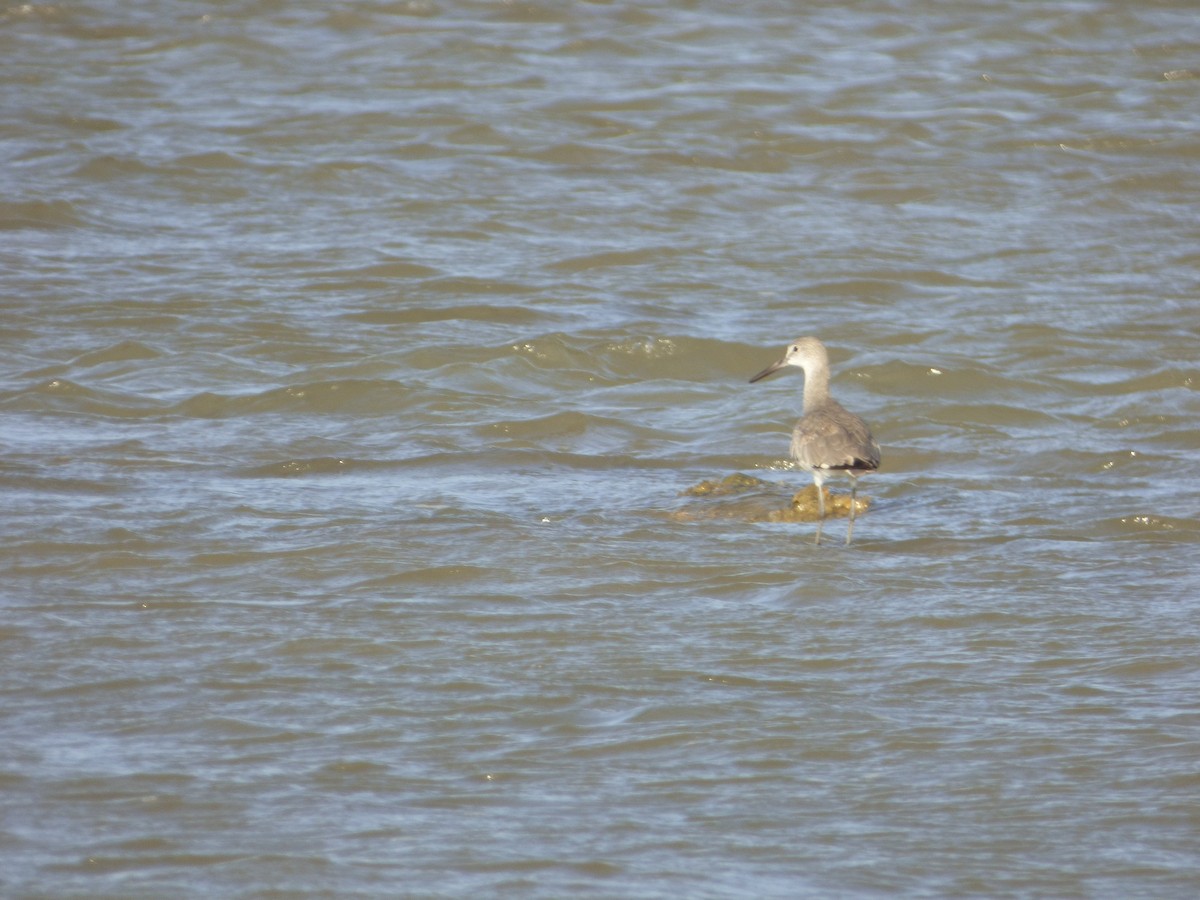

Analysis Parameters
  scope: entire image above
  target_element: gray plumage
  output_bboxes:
[750,336,881,544]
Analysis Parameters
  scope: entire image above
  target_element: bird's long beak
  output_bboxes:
[749,356,788,384]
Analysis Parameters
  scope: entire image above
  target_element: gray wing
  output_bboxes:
[791,401,881,472]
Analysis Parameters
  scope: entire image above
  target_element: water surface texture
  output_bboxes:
[3,1,1199,897]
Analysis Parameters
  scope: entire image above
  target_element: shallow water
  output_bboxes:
[3,1,1199,896]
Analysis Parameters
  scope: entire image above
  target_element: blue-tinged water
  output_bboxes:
[2,1,1198,896]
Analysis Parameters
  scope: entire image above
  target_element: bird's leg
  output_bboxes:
[813,475,825,546]
[846,478,858,545]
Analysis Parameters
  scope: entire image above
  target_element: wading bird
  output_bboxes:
[750,337,881,545]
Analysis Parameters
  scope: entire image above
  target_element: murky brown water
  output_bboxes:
[3,1,1199,896]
